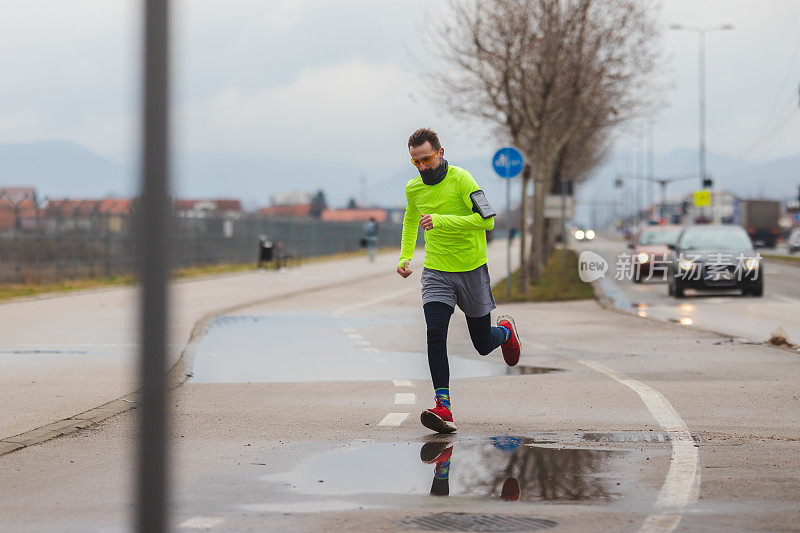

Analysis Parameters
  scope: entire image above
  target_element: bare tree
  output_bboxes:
[434,0,661,286]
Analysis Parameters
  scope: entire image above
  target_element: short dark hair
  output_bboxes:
[408,128,441,150]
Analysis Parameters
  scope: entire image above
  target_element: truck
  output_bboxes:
[734,199,781,247]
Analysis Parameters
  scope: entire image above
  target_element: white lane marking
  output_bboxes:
[331,287,416,317]
[179,516,225,529]
[378,412,409,426]
[394,393,416,405]
[579,360,699,533]
[393,379,413,387]
[347,333,363,340]
[773,294,800,305]
[362,347,379,353]
[355,340,371,346]
[341,327,355,333]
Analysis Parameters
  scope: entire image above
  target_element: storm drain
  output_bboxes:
[398,513,557,532]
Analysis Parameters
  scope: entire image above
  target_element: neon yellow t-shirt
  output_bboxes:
[398,164,494,272]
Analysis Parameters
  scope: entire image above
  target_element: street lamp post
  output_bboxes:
[670,23,734,224]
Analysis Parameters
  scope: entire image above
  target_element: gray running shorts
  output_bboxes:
[420,264,497,317]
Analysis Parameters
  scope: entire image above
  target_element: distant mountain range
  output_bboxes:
[0,142,131,199]
[1,141,797,216]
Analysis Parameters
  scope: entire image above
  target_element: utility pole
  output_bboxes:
[670,23,734,224]
[647,119,654,221]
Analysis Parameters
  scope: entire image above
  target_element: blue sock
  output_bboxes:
[435,387,451,410]
[434,460,451,479]
[500,326,510,343]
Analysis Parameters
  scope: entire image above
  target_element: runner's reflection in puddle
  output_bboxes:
[420,437,614,502]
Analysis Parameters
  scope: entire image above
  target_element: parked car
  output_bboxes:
[667,225,763,298]
[788,228,800,254]
[628,225,683,282]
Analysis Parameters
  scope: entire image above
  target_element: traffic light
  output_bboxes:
[702,178,713,188]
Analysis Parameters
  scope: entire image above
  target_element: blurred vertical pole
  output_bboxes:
[505,177,511,299]
[647,119,654,221]
[137,0,170,532]
[12,204,20,284]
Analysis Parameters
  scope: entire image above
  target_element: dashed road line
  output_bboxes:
[378,412,409,426]
[393,379,413,387]
[394,393,416,405]
[178,516,225,529]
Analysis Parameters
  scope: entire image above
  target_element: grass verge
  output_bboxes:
[762,253,800,266]
[493,249,594,303]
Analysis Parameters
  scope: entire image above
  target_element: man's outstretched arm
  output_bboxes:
[397,190,419,277]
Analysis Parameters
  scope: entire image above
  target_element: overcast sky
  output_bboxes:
[0,0,798,178]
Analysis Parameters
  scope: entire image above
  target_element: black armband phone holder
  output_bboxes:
[470,190,496,219]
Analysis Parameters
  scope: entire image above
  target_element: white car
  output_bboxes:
[788,228,800,254]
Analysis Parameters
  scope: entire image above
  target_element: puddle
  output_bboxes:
[261,437,622,504]
[597,277,635,312]
[191,315,563,383]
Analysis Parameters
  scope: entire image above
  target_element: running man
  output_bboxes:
[397,127,521,434]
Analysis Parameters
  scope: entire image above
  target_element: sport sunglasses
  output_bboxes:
[411,151,438,167]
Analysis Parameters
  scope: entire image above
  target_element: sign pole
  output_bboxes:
[492,147,525,300]
[506,165,511,299]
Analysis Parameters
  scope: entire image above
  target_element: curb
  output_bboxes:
[0,269,390,458]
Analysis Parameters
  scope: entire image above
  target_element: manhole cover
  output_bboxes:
[398,513,557,532]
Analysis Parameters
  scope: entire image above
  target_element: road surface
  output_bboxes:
[0,246,798,532]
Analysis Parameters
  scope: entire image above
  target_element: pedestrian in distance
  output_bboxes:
[362,217,379,262]
[396,127,521,434]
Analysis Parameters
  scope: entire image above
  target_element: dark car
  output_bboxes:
[667,225,764,298]
[629,225,682,282]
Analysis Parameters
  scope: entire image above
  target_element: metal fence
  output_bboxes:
[0,207,405,284]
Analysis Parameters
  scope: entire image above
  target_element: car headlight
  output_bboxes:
[679,258,695,271]
[637,252,650,263]
[744,257,759,270]
[585,229,596,240]
[574,230,585,240]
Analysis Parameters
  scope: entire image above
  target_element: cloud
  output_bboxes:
[177,60,436,166]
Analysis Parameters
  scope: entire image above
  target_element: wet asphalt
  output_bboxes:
[0,249,799,532]
[586,236,800,346]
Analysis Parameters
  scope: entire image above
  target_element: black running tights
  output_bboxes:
[423,301,507,390]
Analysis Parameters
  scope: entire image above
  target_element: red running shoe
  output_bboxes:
[420,399,457,434]
[500,477,521,501]
[420,441,454,464]
[497,315,521,366]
